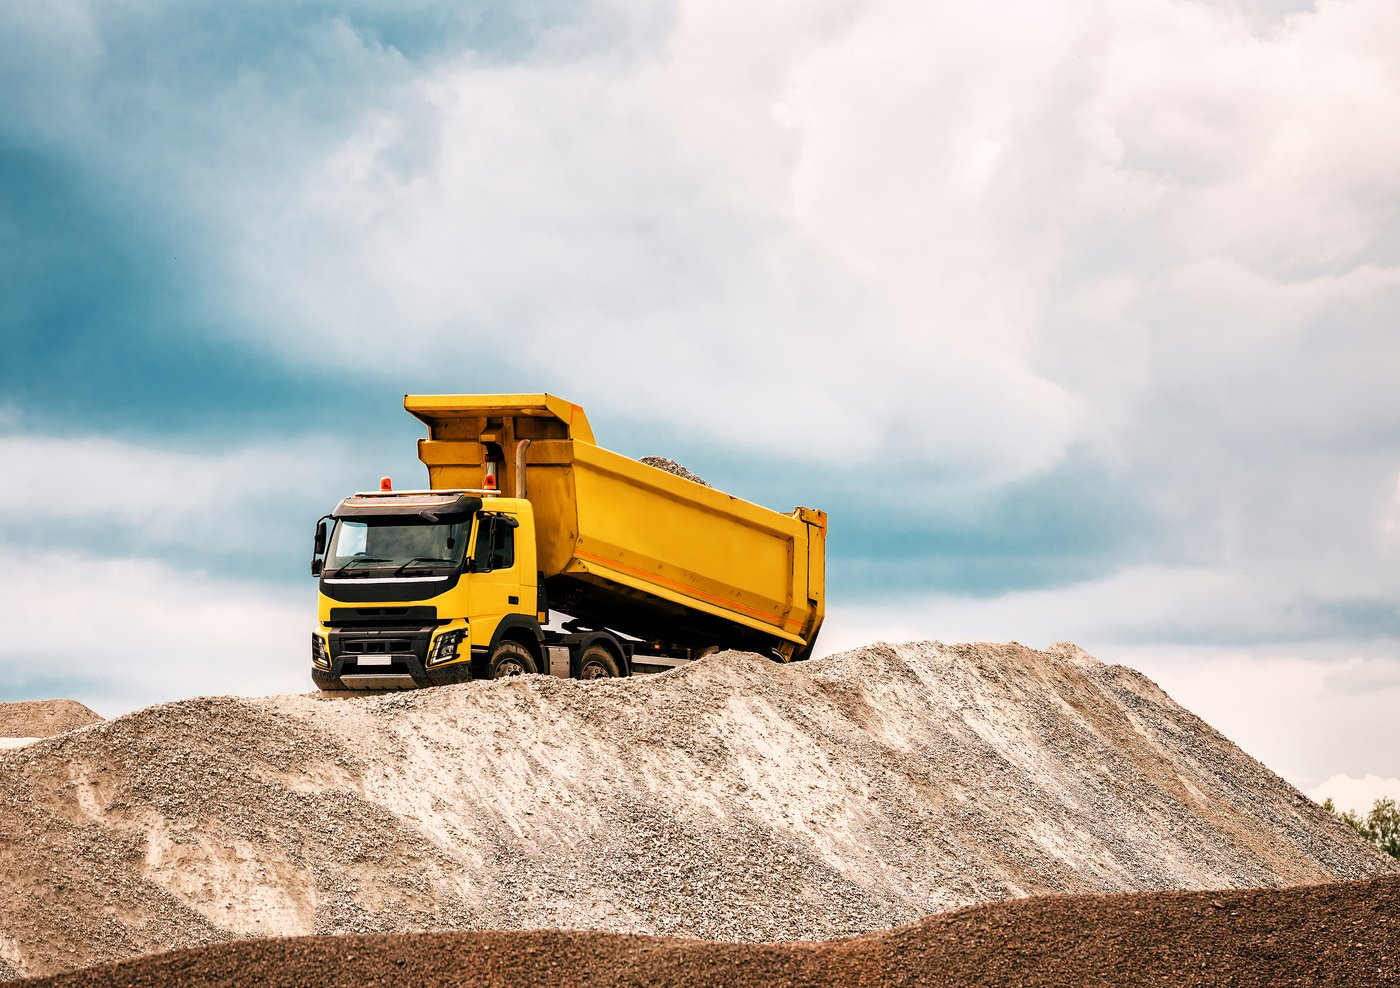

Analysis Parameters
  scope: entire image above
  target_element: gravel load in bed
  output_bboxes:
[639,456,710,486]
[0,641,1393,980]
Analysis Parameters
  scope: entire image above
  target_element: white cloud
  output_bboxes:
[1307,773,1400,816]
[1,434,298,529]
[10,0,1400,492]
[827,561,1397,653]
[1121,648,1400,794]
[0,429,435,714]
[218,0,1122,479]
[0,430,371,558]
[1322,655,1400,696]
[175,0,1398,500]
[0,545,311,716]
[1383,470,1400,546]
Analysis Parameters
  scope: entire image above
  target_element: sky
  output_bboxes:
[2,0,1398,812]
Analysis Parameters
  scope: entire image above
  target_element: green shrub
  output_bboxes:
[1322,796,1400,860]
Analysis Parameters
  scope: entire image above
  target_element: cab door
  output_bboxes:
[466,509,536,652]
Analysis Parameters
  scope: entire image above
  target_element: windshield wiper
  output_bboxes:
[326,556,392,577]
[394,556,454,575]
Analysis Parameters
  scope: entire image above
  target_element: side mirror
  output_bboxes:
[311,515,331,577]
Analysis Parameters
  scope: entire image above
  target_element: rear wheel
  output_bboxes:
[490,640,538,678]
[578,643,620,680]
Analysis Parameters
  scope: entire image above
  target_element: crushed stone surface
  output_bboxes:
[639,456,710,486]
[0,641,1393,980]
[16,876,1400,988]
[0,701,102,739]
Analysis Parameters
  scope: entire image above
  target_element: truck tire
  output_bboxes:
[578,643,620,680]
[490,640,538,678]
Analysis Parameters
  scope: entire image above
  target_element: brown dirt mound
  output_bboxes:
[0,642,1393,980]
[17,877,1399,988]
[0,700,102,738]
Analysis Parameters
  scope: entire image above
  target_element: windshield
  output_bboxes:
[324,517,470,577]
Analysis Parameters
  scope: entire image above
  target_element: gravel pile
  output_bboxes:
[0,700,102,739]
[639,456,710,486]
[16,876,1400,988]
[0,641,1393,980]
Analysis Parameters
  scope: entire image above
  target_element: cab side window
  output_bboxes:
[473,516,515,571]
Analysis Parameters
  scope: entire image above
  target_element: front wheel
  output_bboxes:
[578,643,620,680]
[490,640,539,678]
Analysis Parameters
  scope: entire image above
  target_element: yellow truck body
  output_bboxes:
[310,394,825,689]
[408,394,826,660]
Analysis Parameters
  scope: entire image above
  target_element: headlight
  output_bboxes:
[311,633,331,668]
[428,628,466,666]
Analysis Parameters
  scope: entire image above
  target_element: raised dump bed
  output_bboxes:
[407,394,826,659]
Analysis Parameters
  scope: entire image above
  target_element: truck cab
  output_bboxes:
[311,490,544,689]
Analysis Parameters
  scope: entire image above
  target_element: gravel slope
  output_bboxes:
[0,641,1393,980]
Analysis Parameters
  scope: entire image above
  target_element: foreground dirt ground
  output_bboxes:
[18,876,1399,987]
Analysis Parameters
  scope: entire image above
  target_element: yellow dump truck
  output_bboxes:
[310,394,826,689]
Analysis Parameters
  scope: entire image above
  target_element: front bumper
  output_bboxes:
[312,625,470,690]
